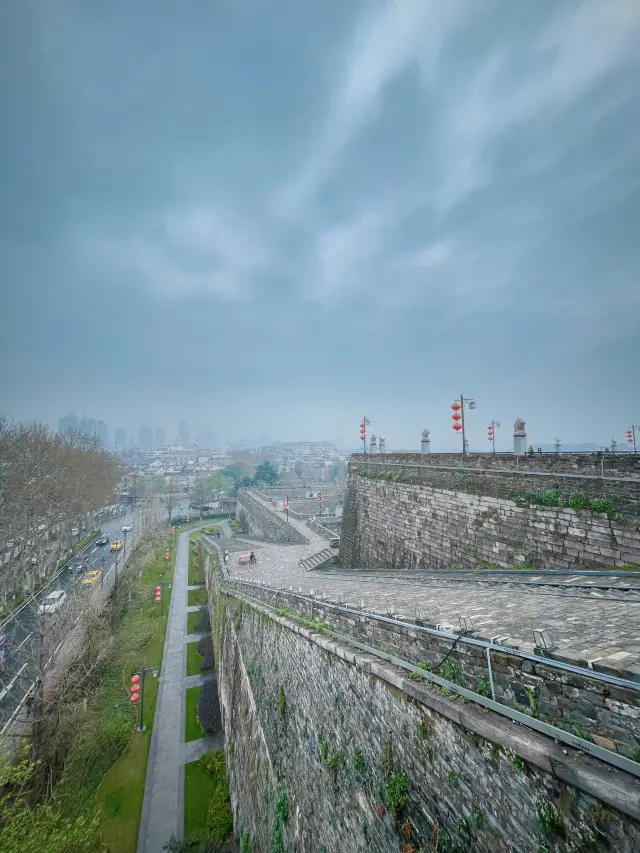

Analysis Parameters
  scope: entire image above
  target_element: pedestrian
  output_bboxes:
[249,551,256,565]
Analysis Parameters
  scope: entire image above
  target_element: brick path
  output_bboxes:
[222,496,640,670]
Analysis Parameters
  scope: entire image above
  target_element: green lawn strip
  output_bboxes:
[187,610,203,635]
[186,642,203,677]
[185,686,204,742]
[184,761,217,839]
[188,587,207,607]
[94,558,173,850]
[184,752,233,843]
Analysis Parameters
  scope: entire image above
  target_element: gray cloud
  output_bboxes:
[1,0,639,449]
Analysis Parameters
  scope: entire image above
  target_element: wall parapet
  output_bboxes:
[200,538,640,851]
[236,489,309,544]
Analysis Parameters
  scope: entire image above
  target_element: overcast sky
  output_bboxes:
[1,0,639,450]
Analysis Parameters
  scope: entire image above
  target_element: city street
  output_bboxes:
[0,500,188,736]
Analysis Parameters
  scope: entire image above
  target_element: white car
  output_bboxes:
[38,590,67,616]
[122,524,133,533]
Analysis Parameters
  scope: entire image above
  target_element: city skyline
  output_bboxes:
[2,1,639,449]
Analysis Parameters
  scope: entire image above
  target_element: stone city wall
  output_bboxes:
[349,455,640,517]
[339,476,640,571]
[201,544,640,853]
[236,489,308,544]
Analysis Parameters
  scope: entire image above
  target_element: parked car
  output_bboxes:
[38,590,67,615]
[82,570,101,586]
[110,539,123,552]
[95,534,109,546]
[122,524,133,534]
[71,527,79,537]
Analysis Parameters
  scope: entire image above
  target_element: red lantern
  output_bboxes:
[627,429,634,444]
[130,674,141,684]
[451,402,461,411]
[452,412,461,421]
[130,693,140,703]
[130,683,140,693]
[453,423,462,432]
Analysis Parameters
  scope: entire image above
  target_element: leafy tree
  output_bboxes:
[223,461,253,482]
[252,461,278,486]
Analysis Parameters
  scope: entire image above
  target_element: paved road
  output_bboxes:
[219,494,640,674]
[0,502,185,735]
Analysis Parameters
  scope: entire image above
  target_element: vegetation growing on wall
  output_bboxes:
[508,489,618,516]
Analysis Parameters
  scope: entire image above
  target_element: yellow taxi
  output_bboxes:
[82,570,102,586]
[110,539,124,552]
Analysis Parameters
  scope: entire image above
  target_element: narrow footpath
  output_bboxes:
[137,530,190,853]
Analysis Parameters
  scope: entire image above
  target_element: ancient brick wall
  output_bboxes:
[236,489,308,544]
[201,545,640,853]
[339,476,640,571]
[350,454,640,516]
[217,579,640,762]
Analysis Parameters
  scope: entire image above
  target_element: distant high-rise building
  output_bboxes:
[115,428,126,448]
[154,427,166,449]
[78,415,95,435]
[95,420,108,445]
[177,420,190,447]
[58,413,79,433]
[139,424,153,450]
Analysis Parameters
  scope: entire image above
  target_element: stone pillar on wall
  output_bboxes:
[379,436,386,453]
[421,429,431,454]
[370,434,377,453]
[513,418,527,455]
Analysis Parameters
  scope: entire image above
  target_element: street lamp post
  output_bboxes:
[360,417,370,454]
[627,426,638,454]
[451,395,476,454]
[100,556,106,587]
[154,582,172,618]
[129,667,158,732]
[487,421,500,454]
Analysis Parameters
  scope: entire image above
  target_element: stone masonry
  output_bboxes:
[236,489,308,544]
[340,476,640,570]
[202,546,640,853]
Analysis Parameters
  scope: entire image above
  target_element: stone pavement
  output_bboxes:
[219,501,640,669]
[137,529,190,853]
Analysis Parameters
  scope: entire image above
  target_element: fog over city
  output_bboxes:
[1,0,639,448]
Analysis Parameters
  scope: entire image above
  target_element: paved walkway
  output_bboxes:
[138,530,191,853]
[219,497,640,672]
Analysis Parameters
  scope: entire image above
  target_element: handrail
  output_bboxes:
[351,458,640,485]
[218,572,640,692]
[222,580,640,782]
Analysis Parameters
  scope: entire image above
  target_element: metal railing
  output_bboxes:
[219,576,640,782]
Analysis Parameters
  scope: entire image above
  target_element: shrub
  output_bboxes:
[200,751,233,844]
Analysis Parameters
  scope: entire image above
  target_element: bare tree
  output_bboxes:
[158,476,179,524]
[0,419,120,615]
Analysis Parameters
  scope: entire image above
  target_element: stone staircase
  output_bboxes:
[298,548,335,572]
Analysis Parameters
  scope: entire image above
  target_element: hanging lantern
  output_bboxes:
[130,683,140,693]
[453,423,462,432]
[130,693,140,703]
[130,674,141,684]
[627,429,634,444]
[451,402,461,411]
[452,412,462,421]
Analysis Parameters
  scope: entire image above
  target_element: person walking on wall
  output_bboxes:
[249,551,257,565]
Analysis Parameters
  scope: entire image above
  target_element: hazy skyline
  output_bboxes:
[1,1,639,451]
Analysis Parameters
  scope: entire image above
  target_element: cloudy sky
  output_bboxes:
[1,0,639,450]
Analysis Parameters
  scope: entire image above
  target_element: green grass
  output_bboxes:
[187,642,203,677]
[187,609,203,635]
[188,587,208,607]
[184,760,218,839]
[98,731,150,853]
[185,686,204,742]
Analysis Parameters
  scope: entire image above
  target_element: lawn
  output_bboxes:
[185,686,204,742]
[188,587,208,607]
[95,542,176,851]
[187,609,203,635]
[184,760,217,838]
[187,641,202,677]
